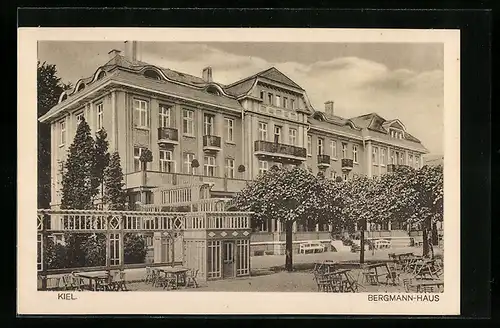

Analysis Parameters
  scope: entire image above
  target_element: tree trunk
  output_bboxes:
[285,221,293,272]
[422,217,431,257]
[431,222,439,245]
[359,219,365,264]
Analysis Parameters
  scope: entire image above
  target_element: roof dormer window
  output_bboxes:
[389,128,404,140]
[206,85,221,96]
[144,69,161,80]
[77,83,85,92]
[97,71,106,80]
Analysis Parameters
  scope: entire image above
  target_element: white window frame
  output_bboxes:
[330,140,337,159]
[59,120,66,146]
[225,118,234,142]
[275,95,281,107]
[260,91,264,99]
[96,103,103,131]
[342,142,348,159]
[353,145,358,163]
[133,147,144,171]
[288,128,297,145]
[75,112,84,126]
[283,97,288,109]
[274,125,282,143]
[267,93,273,105]
[204,113,214,136]
[184,153,195,174]
[408,153,414,167]
[258,160,269,175]
[225,158,235,178]
[259,122,268,141]
[183,109,194,136]
[317,138,324,155]
[159,150,175,173]
[415,155,421,169]
[373,147,379,165]
[134,99,149,128]
[159,105,171,128]
[330,171,337,180]
[307,135,312,156]
[343,173,349,181]
[290,99,295,109]
[204,155,217,177]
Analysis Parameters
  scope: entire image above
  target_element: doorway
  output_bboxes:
[223,241,235,278]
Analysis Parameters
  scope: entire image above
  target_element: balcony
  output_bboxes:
[317,154,331,168]
[254,140,307,162]
[341,158,354,171]
[157,127,179,145]
[203,135,221,152]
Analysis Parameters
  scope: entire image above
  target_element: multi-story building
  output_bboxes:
[39,41,428,252]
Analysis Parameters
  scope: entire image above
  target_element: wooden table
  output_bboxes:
[364,263,394,285]
[159,267,189,288]
[76,272,109,291]
[315,261,338,274]
[413,259,441,279]
[325,269,358,292]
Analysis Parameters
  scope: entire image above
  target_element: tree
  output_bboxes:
[60,118,96,210]
[124,234,148,264]
[234,166,339,271]
[104,152,127,210]
[37,61,72,208]
[92,129,110,209]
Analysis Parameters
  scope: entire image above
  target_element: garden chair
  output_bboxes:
[420,286,436,293]
[144,267,153,284]
[112,270,127,291]
[362,271,378,285]
[156,271,176,290]
[385,264,400,285]
[96,272,113,291]
[70,272,84,291]
[61,274,74,290]
[402,278,414,293]
[151,269,160,287]
[185,269,199,288]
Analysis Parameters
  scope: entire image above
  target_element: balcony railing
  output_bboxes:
[157,127,179,144]
[317,154,331,167]
[341,158,354,170]
[203,135,221,151]
[254,140,307,160]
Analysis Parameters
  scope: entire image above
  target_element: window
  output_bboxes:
[390,150,396,164]
[399,152,405,165]
[307,135,312,155]
[342,142,348,159]
[159,105,171,128]
[283,97,288,109]
[258,160,268,175]
[353,145,358,163]
[134,99,149,128]
[184,153,195,174]
[159,150,175,173]
[330,171,337,180]
[204,156,216,177]
[260,91,264,99]
[259,122,268,141]
[96,103,103,130]
[290,99,295,109]
[75,112,84,125]
[134,147,145,171]
[330,140,337,159]
[415,155,420,169]
[59,120,66,145]
[343,173,349,181]
[267,93,273,105]
[204,113,215,136]
[224,118,234,142]
[275,95,281,107]
[183,109,194,136]
[274,125,282,143]
[289,128,297,145]
[373,147,379,165]
[317,138,324,155]
[381,148,386,166]
[408,154,413,167]
[225,158,235,178]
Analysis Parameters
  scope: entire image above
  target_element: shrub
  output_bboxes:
[124,233,148,264]
[254,250,264,256]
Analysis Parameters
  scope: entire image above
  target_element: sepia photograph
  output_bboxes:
[18,28,460,315]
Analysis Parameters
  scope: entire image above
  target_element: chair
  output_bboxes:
[151,269,160,287]
[70,272,84,291]
[402,278,414,293]
[112,270,127,291]
[156,271,176,290]
[385,265,400,285]
[61,274,74,290]
[420,286,435,293]
[363,271,378,285]
[144,267,153,284]
[185,269,199,288]
[96,272,113,291]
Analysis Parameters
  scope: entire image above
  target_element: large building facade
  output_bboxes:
[39,42,428,251]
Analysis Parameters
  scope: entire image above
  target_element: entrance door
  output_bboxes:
[223,241,235,278]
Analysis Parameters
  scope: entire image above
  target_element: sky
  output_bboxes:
[38,41,444,155]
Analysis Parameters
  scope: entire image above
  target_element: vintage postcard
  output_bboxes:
[17,28,460,315]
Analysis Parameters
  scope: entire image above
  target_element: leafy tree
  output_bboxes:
[92,129,110,208]
[124,234,148,264]
[37,61,72,208]
[234,166,340,271]
[104,152,127,210]
[60,118,96,210]
[139,148,153,170]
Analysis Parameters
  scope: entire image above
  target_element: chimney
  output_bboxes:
[124,41,138,62]
[324,101,335,117]
[202,67,213,82]
[108,49,121,59]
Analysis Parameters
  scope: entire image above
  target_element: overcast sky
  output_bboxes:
[38,41,444,155]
